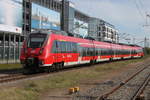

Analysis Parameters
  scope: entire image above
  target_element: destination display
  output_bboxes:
[0,0,22,33]
[32,3,61,30]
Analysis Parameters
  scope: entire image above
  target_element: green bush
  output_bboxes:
[144,47,150,55]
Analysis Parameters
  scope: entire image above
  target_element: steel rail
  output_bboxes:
[96,64,150,100]
[0,59,149,86]
[131,73,150,100]
[0,74,27,83]
[0,74,22,79]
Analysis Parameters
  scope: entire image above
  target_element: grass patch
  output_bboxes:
[0,55,150,100]
[0,63,21,70]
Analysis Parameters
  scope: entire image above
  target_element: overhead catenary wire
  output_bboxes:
[135,0,150,27]
[134,0,145,20]
[138,0,146,13]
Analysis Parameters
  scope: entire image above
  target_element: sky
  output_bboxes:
[69,0,150,45]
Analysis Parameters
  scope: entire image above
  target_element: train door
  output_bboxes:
[56,41,63,63]
[50,40,64,71]
[110,43,114,59]
[52,40,61,63]
[91,40,96,61]
[130,48,132,57]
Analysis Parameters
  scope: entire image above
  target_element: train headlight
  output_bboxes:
[39,48,44,54]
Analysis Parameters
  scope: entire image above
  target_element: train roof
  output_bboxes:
[110,42,142,47]
[31,29,142,48]
[31,29,69,36]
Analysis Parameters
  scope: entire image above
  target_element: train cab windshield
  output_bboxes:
[27,33,47,48]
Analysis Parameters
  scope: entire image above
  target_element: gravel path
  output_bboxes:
[72,59,150,100]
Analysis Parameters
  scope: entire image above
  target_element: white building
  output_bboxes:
[88,18,119,43]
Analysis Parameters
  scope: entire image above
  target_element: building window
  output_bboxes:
[98,27,101,31]
[103,32,106,37]
[102,26,106,31]
[111,29,113,34]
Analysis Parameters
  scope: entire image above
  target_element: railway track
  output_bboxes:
[73,62,150,100]
[143,78,150,100]
[0,60,124,84]
[94,64,150,100]
[0,73,50,84]
[95,64,150,100]
[131,74,150,100]
[0,74,27,83]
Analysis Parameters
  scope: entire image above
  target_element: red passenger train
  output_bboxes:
[20,30,144,73]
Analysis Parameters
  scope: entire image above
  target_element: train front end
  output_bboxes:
[20,31,49,73]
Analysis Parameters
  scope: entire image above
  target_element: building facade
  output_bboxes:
[0,0,119,64]
[88,18,118,43]
[0,0,24,64]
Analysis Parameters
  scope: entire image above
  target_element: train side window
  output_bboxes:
[70,42,74,53]
[52,41,58,53]
[91,48,94,56]
[116,49,119,55]
[61,42,66,53]
[72,43,77,53]
[87,48,90,56]
[107,49,110,55]
[78,46,83,56]
[95,48,98,55]
[108,49,110,55]
[101,49,103,56]
[85,48,87,56]
[66,42,69,53]
[104,49,106,55]
[118,50,120,55]
[107,49,109,55]
[111,49,114,55]
[88,48,92,56]
[98,48,101,55]
[127,50,129,54]
[104,49,108,55]
[109,49,112,55]
[120,50,122,55]
[96,48,99,55]
[132,50,134,54]
[57,41,62,53]
[101,48,105,56]
[114,49,116,55]
[82,47,86,56]
[64,42,68,53]
[84,48,87,56]
[115,49,117,55]
[68,42,72,53]
[81,47,85,56]
[52,41,55,53]
[117,50,119,55]
[122,50,124,55]
[69,42,72,53]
